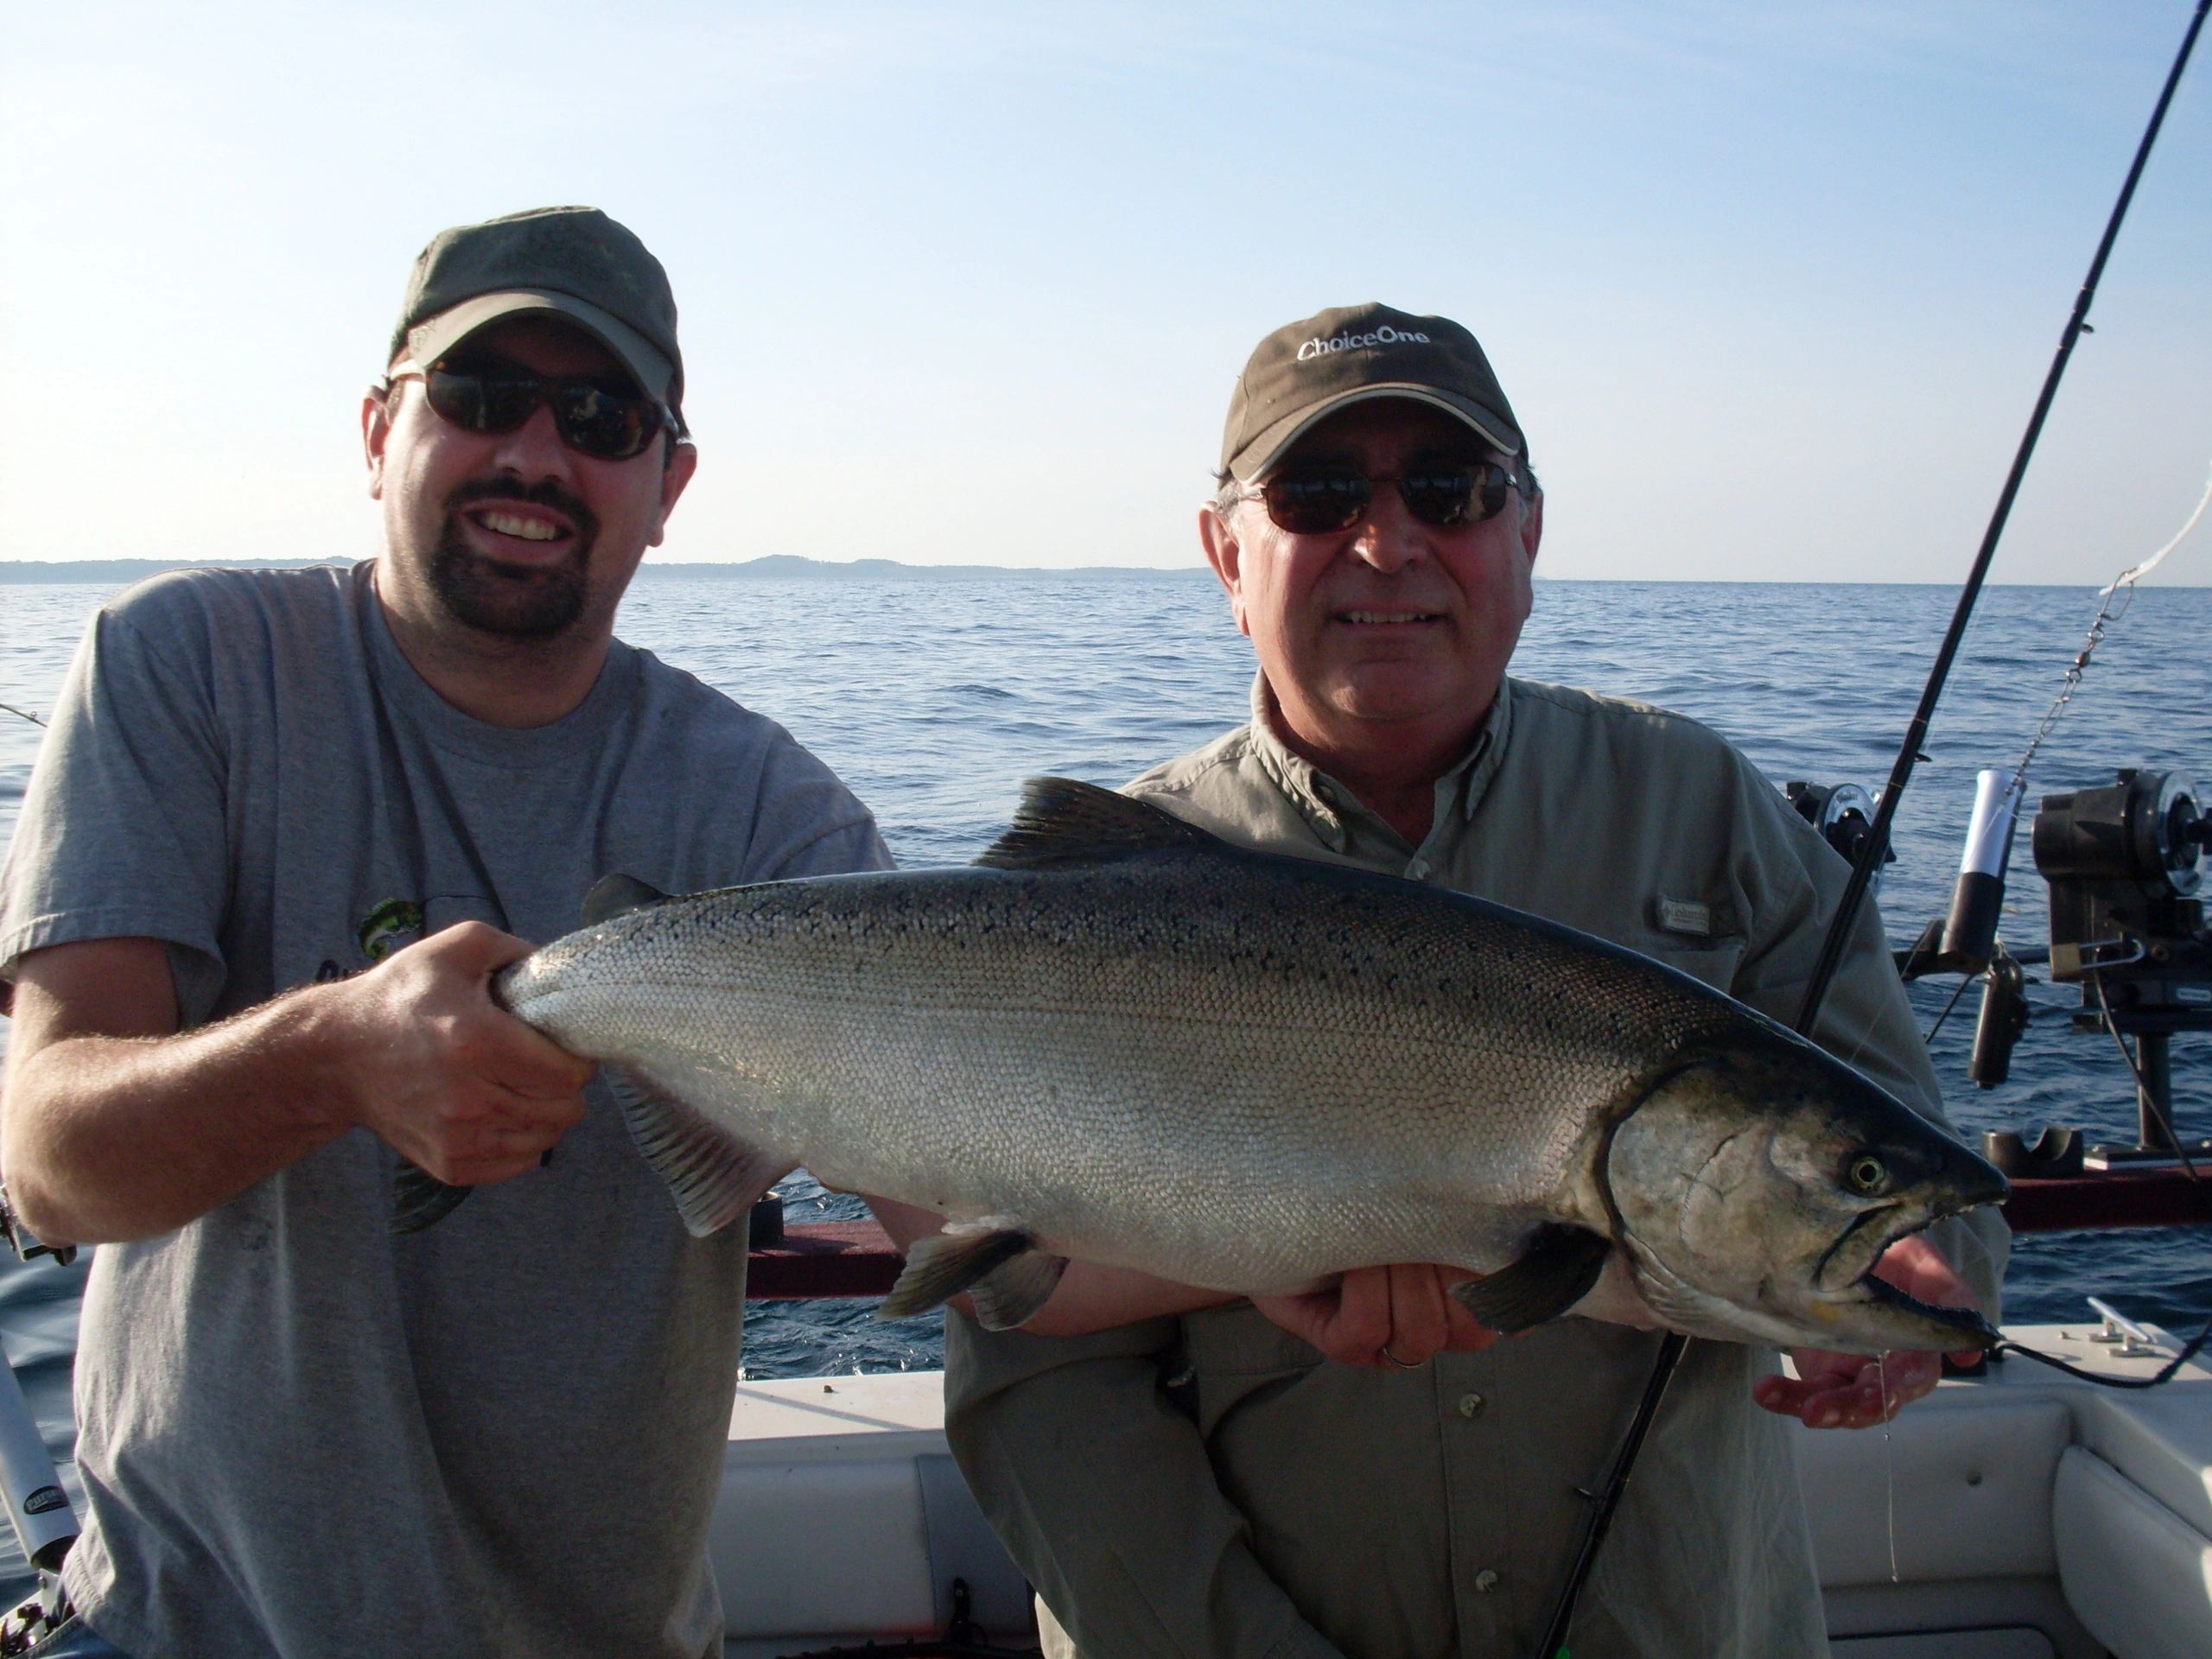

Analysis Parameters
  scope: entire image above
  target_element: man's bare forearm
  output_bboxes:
[4,985,356,1245]
[3,925,594,1249]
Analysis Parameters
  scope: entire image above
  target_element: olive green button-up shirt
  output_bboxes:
[944,674,2007,1659]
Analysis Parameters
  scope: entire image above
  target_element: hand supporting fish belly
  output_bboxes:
[1249,1264,1505,1368]
[473,777,2006,1358]
[868,1194,1503,1364]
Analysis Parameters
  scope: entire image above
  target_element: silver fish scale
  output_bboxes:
[504,853,1747,1290]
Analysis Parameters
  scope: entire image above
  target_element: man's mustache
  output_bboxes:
[442,476,601,547]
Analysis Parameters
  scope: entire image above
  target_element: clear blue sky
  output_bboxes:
[3,2,2207,582]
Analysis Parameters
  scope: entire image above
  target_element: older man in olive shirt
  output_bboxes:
[942,304,2008,1659]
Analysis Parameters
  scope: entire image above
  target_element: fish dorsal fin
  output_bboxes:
[974,777,1217,872]
[604,1065,791,1237]
[1450,1224,1612,1334]
[583,874,674,927]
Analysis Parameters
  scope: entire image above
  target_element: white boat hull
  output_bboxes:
[711,1324,2212,1658]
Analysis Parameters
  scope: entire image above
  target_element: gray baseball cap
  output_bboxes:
[1219,302,1523,482]
[389,206,685,423]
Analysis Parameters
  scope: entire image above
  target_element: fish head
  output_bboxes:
[1604,1035,2007,1355]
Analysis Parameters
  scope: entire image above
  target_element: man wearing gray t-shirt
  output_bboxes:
[0,207,890,1659]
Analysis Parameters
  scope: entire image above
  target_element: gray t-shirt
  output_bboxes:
[0,563,893,1659]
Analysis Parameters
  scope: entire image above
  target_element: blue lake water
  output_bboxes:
[1,570,2209,1599]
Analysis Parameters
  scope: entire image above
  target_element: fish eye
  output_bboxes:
[1845,1154,1890,1195]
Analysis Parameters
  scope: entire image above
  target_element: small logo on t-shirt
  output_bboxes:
[315,896,428,984]
[359,898,427,962]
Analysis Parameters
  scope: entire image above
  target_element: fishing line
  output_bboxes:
[1878,1353,1899,1584]
[1929,472,2212,1386]
[1996,1319,2212,1388]
[1534,7,2211,1653]
[1948,956,2212,1389]
[2007,451,2211,799]
[1922,974,1975,1047]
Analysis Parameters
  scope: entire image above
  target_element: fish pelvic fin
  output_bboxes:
[605,1066,791,1237]
[974,778,1217,872]
[391,1160,473,1233]
[880,1220,1067,1328]
[582,874,675,927]
[1450,1224,1612,1334]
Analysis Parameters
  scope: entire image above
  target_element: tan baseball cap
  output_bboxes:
[390,206,685,424]
[1219,302,1523,482]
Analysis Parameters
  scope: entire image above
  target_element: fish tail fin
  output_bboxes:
[605,1066,791,1236]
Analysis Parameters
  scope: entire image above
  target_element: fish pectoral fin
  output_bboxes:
[391,1160,473,1233]
[1450,1224,1613,1334]
[605,1066,791,1238]
[581,874,675,926]
[880,1222,1058,1325]
[973,777,1217,871]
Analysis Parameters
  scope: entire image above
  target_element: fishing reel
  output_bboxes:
[2035,765,2212,1000]
[2033,767,2212,1019]
[1785,780,1894,893]
[2029,767,2212,1163]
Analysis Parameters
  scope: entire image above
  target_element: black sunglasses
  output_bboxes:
[1249,461,1524,536]
[387,359,676,461]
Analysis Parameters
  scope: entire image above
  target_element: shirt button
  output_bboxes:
[1407,857,1431,880]
[1457,1392,1486,1418]
[1475,1570,1501,1593]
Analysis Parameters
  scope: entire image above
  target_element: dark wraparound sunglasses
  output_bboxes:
[1248,461,1527,535]
[387,359,677,461]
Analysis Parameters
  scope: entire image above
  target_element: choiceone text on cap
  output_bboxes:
[1219,302,1524,483]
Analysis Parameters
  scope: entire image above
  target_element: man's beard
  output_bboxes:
[429,478,603,639]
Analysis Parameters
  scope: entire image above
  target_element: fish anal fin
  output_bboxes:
[974,778,1216,872]
[1450,1224,1612,1334]
[391,1160,472,1234]
[968,1249,1071,1330]
[605,1066,791,1237]
[582,874,674,927]
[880,1221,1049,1322]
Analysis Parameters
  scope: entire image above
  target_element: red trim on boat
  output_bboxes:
[2001,1166,2212,1232]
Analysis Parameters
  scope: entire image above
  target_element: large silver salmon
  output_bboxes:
[490,778,2005,1354]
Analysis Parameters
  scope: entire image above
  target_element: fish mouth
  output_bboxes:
[1817,1203,2000,1348]
[1861,1270,2000,1346]
[1814,1201,1901,1292]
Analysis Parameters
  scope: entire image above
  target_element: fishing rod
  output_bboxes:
[1534,5,2211,1654]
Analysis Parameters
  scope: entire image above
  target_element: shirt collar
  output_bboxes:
[1244,671,1515,852]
